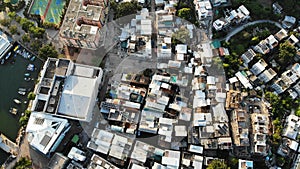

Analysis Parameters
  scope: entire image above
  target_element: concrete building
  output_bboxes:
[258,68,277,83]
[250,59,268,76]
[87,129,134,166]
[0,30,13,60]
[213,5,250,31]
[59,0,109,49]
[251,113,269,156]
[274,29,288,41]
[88,154,119,169]
[282,15,296,29]
[31,58,103,122]
[130,141,164,165]
[67,147,86,162]
[241,49,256,66]
[238,159,253,169]
[48,153,69,169]
[26,112,70,156]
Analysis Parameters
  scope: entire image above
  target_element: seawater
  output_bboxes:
[0,54,42,165]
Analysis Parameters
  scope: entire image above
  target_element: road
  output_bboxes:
[220,20,282,42]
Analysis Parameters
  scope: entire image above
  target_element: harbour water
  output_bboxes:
[0,53,42,165]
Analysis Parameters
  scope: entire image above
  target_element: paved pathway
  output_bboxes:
[220,20,282,42]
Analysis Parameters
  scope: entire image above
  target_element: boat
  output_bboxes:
[0,59,4,65]
[13,99,21,104]
[18,91,26,96]
[5,52,11,60]
[13,45,19,51]
[9,108,18,115]
[27,64,35,71]
[24,77,30,81]
[18,88,27,92]
[24,73,30,77]
[30,55,35,61]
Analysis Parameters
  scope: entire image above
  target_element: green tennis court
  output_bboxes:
[29,0,66,25]
[29,0,48,16]
[45,0,66,24]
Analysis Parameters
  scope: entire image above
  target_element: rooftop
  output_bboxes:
[48,153,69,169]
[26,112,70,155]
[60,0,108,48]
[32,58,103,122]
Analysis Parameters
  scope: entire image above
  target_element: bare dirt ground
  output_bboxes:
[5,134,49,169]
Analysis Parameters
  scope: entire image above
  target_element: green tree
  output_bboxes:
[29,26,45,38]
[178,8,193,23]
[15,16,21,23]
[13,157,32,169]
[0,18,11,26]
[143,68,153,77]
[276,156,285,166]
[7,11,16,19]
[42,21,56,29]
[20,18,34,32]
[30,40,42,51]
[9,25,18,35]
[21,33,30,43]
[172,27,190,44]
[296,107,300,117]
[27,92,36,100]
[207,160,228,169]
[38,44,58,60]
[278,41,296,64]
[115,1,142,19]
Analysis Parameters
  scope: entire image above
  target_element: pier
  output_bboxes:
[0,134,18,156]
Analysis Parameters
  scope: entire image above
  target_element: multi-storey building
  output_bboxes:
[60,0,109,49]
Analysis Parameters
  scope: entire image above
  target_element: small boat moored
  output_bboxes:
[9,108,18,115]
[30,55,36,61]
[27,64,35,71]
[13,99,21,104]
[24,73,30,77]
[18,88,27,92]
[5,52,11,60]
[18,91,26,96]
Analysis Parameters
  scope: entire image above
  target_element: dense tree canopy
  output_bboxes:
[29,26,45,38]
[278,41,296,64]
[9,25,18,35]
[0,18,11,27]
[38,44,58,60]
[115,1,142,19]
[172,27,190,44]
[21,33,30,43]
[7,11,16,19]
[13,157,32,169]
[207,160,228,169]
[20,18,34,32]
[178,8,194,23]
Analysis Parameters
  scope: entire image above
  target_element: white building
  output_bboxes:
[31,58,103,122]
[67,147,86,162]
[0,31,13,60]
[282,16,296,29]
[26,112,70,155]
[238,159,253,169]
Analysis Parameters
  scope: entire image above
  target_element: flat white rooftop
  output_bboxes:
[58,75,97,120]
[26,112,69,155]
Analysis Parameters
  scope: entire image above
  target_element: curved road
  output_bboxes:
[220,20,282,42]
